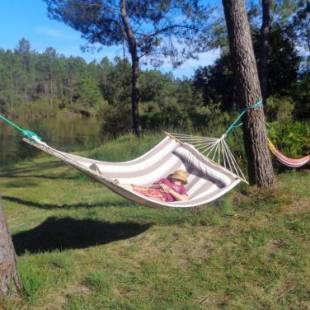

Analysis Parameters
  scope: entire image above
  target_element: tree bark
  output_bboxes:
[131,56,141,137]
[222,0,274,187]
[259,0,272,105]
[0,198,21,297]
[120,0,141,137]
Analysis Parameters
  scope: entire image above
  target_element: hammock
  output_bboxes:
[0,100,269,209]
[22,133,245,209]
[268,139,310,168]
[1,98,307,209]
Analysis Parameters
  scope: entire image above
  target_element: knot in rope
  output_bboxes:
[224,99,263,136]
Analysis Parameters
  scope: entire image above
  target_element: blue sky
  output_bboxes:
[0,0,220,78]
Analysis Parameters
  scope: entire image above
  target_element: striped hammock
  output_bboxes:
[1,100,282,209]
[268,139,310,168]
[22,132,246,209]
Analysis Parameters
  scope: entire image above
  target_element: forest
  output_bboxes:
[1,18,309,153]
[0,3,309,133]
[0,27,310,135]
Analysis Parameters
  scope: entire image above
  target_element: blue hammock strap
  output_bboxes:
[224,99,263,136]
[0,113,42,142]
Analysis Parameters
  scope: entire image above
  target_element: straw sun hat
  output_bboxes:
[170,170,189,184]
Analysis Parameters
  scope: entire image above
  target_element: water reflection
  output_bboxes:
[0,116,102,167]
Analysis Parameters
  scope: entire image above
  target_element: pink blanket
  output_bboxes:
[134,178,187,202]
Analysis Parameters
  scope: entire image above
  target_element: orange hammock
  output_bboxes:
[268,139,310,168]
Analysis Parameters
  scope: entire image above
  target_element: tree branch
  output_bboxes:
[138,24,199,40]
[120,0,138,59]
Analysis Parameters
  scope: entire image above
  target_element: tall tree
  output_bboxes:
[0,199,21,296]
[44,0,212,136]
[258,25,300,96]
[290,0,310,69]
[259,0,272,105]
[193,54,236,111]
[15,38,33,103]
[222,0,274,187]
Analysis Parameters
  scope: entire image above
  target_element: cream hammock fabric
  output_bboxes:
[23,133,245,209]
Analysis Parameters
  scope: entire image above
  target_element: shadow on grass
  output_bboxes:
[13,216,151,255]
[0,160,81,181]
[0,173,81,181]
[0,160,62,176]
[1,180,39,188]
[2,195,134,209]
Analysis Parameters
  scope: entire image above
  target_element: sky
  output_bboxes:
[0,0,220,78]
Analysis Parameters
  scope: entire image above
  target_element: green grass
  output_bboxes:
[0,133,309,309]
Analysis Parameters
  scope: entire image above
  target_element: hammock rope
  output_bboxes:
[224,99,263,136]
[165,99,264,183]
[166,132,248,183]
[0,114,42,142]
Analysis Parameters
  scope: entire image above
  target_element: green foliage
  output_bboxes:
[99,101,132,136]
[189,102,227,132]
[99,57,131,105]
[73,76,103,113]
[97,65,225,135]
[0,36,309,140]
[256,26,301,97]
[289,0,310,64]
[140,75,189,130]
[0,41,104,113]
[45,0,213,68]
[194,26,302,112]
[266,96,295,122]
[292,72,310,119]
[193,54,236,111]
[268,121,310,157]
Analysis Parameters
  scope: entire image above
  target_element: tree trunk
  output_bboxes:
[120,0,141,137]
[0,198,21,297]
[259,0,272,105]
[222,0,274,187]
[131,56,141,137]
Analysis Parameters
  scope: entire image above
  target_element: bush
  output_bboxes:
[266,96,295,122]
[98,101,132,137]
[268,121,310,157]
[140,99,192,131]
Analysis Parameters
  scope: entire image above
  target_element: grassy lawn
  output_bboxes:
[0,134,309,309]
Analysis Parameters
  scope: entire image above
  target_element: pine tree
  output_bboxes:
[222,0,274,187]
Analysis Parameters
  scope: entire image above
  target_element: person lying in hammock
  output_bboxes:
[132,170,189,202]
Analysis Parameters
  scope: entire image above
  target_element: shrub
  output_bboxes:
[266,96,295,122]
[98,102,132,137]
[268,121,310,157]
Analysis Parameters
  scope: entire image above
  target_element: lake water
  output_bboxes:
[0,116,102,167]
